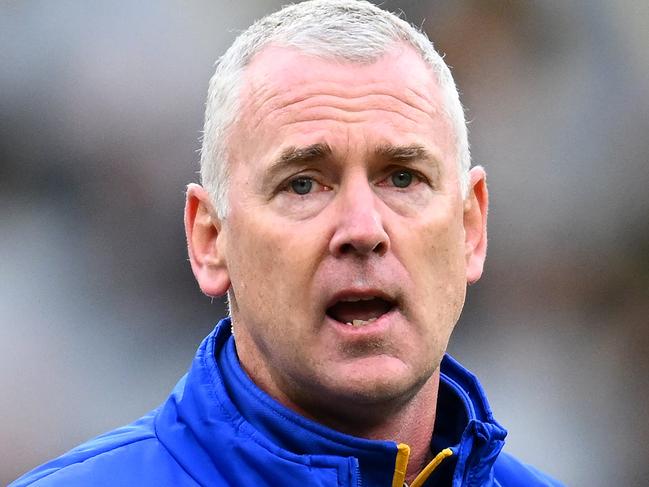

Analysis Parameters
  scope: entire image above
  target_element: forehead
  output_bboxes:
[231,44,455,166]
[245,42,433,87]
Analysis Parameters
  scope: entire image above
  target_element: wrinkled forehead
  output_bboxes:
[239,43,443,112]
[229,44,454,157]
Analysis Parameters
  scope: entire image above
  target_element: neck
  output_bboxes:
[328,372,440,484]
[232,319,440,482]
[282,370,441,484]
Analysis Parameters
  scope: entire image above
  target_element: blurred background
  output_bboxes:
[1,0,648,485]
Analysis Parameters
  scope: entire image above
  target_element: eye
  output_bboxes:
[290,177,314,195]
[285,176,331,195]
[390,170,414,188]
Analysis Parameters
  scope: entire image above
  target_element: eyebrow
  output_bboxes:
[375,144,438,165]
[375,144,443,185]
[264,143,333,185]
[272,143,435,166]
[276,143,332,166]
[264,142,439,185]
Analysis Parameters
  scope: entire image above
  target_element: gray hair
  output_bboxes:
[200,0,471,218]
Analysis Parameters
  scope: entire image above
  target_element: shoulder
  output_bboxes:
[494,451,565,487]
[10,410,198,487]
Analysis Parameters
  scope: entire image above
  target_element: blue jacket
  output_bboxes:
[12,318,563,486]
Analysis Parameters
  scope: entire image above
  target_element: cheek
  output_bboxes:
[409,205,465,267]
[225,219,278,309]
[227,214,322,309]
[400,209,467,308]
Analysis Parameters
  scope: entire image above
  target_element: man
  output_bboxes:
[12,1,563,485]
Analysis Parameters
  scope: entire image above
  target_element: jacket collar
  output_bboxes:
[165,318,506,486]
[433,355,507,485]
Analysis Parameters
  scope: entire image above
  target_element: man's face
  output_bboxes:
[212,45,485,414]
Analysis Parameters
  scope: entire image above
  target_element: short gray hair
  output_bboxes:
[200,0,471,218]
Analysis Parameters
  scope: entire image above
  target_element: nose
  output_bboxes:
[329,179,390,257]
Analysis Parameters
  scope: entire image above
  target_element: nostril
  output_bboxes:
[337,240,387,256]
[373,241,387,255]
[335,235,389,256]
[329,210,390,256]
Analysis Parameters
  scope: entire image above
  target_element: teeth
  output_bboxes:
[346,318,378,327]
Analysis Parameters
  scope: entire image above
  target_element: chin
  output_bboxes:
[322,356,430,405]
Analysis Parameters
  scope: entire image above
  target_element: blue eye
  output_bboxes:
[391,170,413,188]
[290,177,314,195]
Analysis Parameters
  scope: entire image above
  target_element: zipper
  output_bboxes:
[410,448,453,487]
[391,443,411,487]
[391,444,453,487]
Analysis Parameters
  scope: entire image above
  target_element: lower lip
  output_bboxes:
[325,308,399,337]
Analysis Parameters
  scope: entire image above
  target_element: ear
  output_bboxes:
[463,166,489,284]
[184,183,231,297]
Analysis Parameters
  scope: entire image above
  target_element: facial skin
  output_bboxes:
[186,44,488,432]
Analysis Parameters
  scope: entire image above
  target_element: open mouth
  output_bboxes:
[326,296,396,327]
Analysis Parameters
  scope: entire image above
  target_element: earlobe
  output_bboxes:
[184,183,231,297]
[463,167,489,284]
